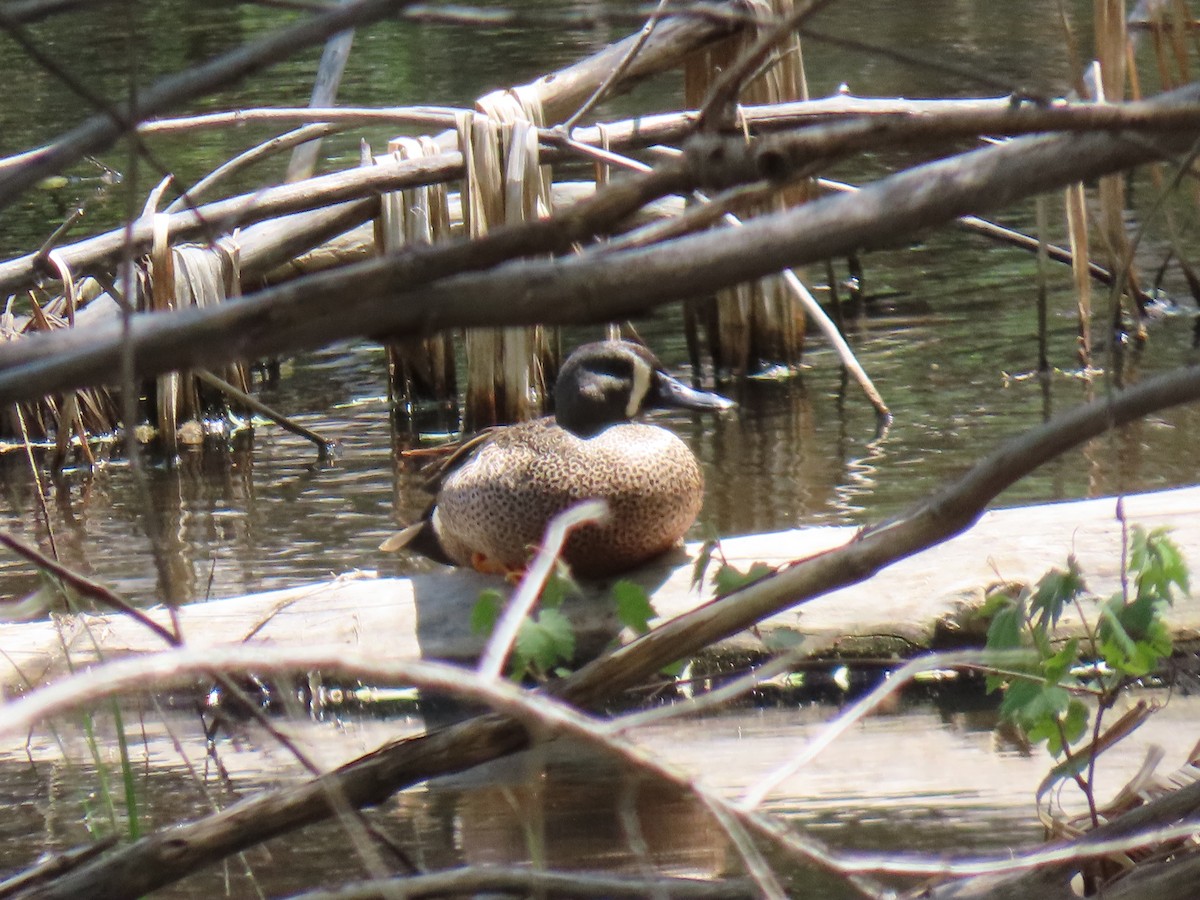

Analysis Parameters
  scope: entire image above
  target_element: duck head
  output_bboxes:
[554,341,733,437]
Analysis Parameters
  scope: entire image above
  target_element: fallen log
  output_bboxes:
[5,485,1198,696]
[7,77,1200,409]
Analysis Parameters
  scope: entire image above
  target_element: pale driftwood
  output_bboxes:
[4,94,1183,298]
[269,184,684,279]
[17,184,678,347]
[0,155,462,296]
[281,173,1121,301]
[5,485,1198,695]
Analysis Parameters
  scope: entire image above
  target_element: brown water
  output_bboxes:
[1,0,1199,895]
[4,689,1199,897]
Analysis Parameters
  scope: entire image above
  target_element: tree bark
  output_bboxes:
[3,82,1200,407]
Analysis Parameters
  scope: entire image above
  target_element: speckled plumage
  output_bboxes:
[386,340,732,577]
[433,418,704,576]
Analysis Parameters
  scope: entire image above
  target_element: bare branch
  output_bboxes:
[283,866,756,900]
[695,0,837,129]
[0,0,419,208]
[13,636,1200,897]
[3,83,1200,406]
[0,531,180,646]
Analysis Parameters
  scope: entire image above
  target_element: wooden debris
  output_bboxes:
[3,486,1199,694]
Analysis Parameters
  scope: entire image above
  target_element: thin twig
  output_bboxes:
[9,83,1200,403]
[739,650,1032,810]
[0,531,180,646]
[479,500,609,680]
[553,139,889,414]
[282,867,755,900]
[0,0,419,206]
[11,646,1200,884]
[194,369,331,454]
[137,105,463,138]
[562,0,672,133]
[166,124,343,213]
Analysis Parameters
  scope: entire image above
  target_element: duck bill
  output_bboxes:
[652,372,734,411]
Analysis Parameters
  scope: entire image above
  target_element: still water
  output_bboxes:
[1,0,1198,895]
[4,690,1199,897]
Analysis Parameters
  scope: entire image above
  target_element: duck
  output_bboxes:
[382,340,733,577]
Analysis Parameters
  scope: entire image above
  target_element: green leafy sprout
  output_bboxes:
[983,525,1188,814]
[471,566,664,681]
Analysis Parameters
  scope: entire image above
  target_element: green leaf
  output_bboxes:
[659,658,687,678]
[984,596,1029,694]
[1013,684,1071,753]
[470,590,503,636]
[515,608,576,676]
[998,678,1050,724]
[515,620,554,674]
[1098,600,1138,671]
[1121,592,1159,638]
[540,563,580,609]
[1099,594,1173,676]
[1030,556,1086,630]
[999,680,1090,756]
[1133,527,1188,602]
[1122,620,1172,677]
[979,583,1025,618]
[537,607,575,659]
[1061,697,1090,745]
[714,561,774,597]
[1042,639,1079,684]
[612,580,656,634]
[985,598,1024,651]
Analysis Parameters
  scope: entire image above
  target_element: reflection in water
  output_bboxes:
[703,378,837,535]
[140,439,259,607]
[3,299,1200,608]
[4,690,1197,898]
[444,746,726,876]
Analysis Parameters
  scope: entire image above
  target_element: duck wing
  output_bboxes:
[378,426,503,560]
[417,427,500,492]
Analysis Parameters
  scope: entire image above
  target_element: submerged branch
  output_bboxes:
[194,370,330,454]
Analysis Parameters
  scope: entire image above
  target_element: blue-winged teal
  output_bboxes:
[383,340,733,577]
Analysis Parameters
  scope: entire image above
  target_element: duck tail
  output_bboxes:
[379,513,456,566]
[378,521,427,553]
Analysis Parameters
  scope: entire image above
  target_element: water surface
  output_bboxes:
[0,1,1196,895]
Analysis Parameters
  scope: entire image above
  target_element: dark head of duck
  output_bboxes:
[553,341,733,438]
